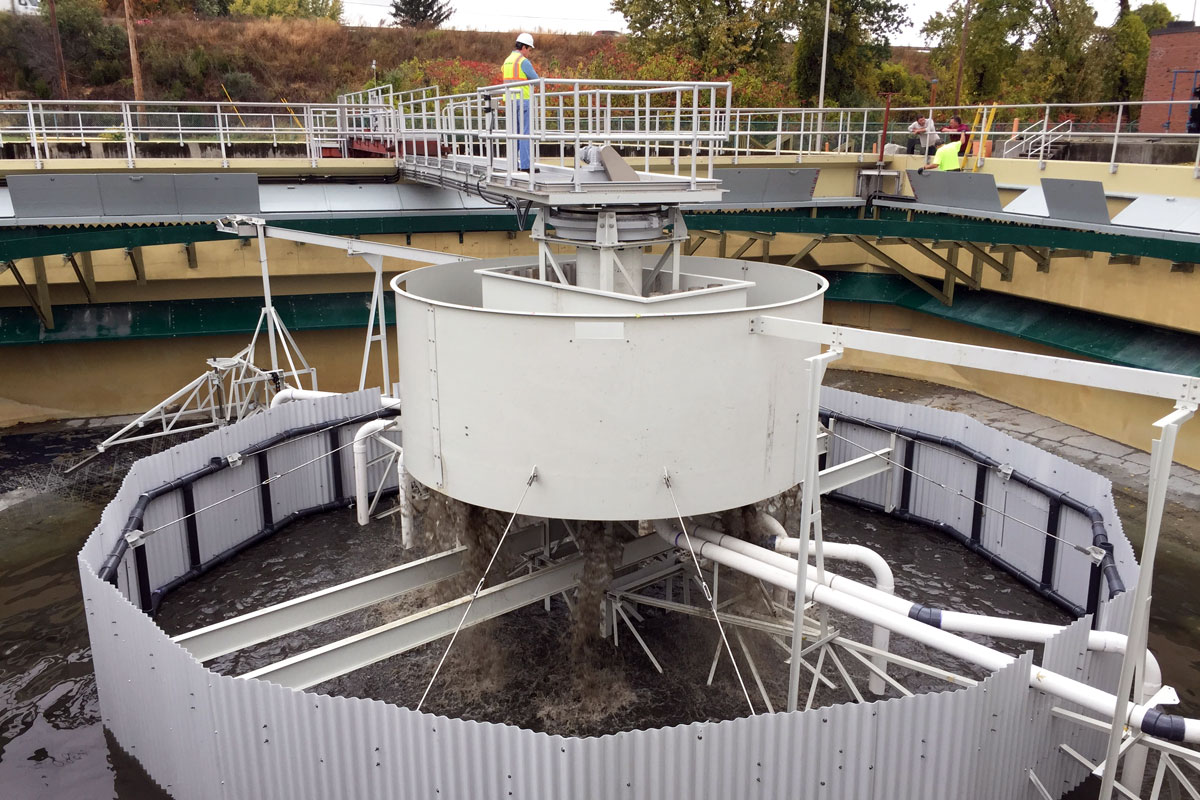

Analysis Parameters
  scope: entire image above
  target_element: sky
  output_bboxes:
[340,0,1199,47]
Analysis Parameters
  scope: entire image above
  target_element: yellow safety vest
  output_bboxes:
[934,140,962,171]
[501,52,531,100]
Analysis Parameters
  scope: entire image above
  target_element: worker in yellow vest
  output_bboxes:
[501,33,540,172]
[920,138,962,173]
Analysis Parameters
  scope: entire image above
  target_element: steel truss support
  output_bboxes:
[3,259,53,329]
[848,234,951,305]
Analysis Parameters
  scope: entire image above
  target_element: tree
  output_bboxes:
[1133,0,1174,32]
[227,0,342,20]
[613,0,799,75]
[1094,11,1150,101]
[922,0,1034,104]
[390,0,452,28]
[791,0,908,106]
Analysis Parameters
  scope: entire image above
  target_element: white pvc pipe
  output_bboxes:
[270,388,401,411]
[772,532,893,694]
[768,530,1164,700]
[353,418,398,526]
[372,435,413,549]
[653,521,1200,744]
[270,387,335,407]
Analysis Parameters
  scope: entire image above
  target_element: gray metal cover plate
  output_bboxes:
[7,174,104,218]
[1041,178,1110,224]
[1003,187,1048,216]
[98,174,179,216]
[174,173,260,214]
[712,168,819,206]
[1112,195,1200,234]
[906,170,1003,213]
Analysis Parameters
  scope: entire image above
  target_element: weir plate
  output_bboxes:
[391,257,827,520]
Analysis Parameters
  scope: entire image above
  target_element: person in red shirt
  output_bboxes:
[942,116,971,156]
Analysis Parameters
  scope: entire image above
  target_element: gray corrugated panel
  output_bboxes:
[7,173,103,217]
[909,446,975,531]
[81,386,1155,800]
[0,186,14,217]
[1039,615,1100,796]
[906,170,1003,213]
[141,488,188,591]
[1004,186,1048,216]
[996,479,1051,579]
[1041,178,1111,225]
[175,173,260,214]
[1112,195,1200,234]
[98,174,180,216]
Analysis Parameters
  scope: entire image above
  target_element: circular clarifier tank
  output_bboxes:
[392,256,827,520]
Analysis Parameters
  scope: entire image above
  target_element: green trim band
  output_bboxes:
[3,275,1197,378]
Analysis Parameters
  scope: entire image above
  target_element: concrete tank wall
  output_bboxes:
[392,257,827,519]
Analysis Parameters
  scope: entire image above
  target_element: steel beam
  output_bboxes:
[901,237,980,289]
[819,447,892,495]
[4,260,53,329]
[65,252,95,302]
[125,246,146,285]
[959,240,1013,281]
[174,547,469,662]
[785,234,826,267]
[750,316,1200,403]
[32,256,54,329]
[241,533,672,690]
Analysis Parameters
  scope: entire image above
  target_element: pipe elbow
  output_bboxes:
[353,418,397,451]
[270,388,336,408]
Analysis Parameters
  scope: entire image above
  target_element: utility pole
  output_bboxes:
[123,0,145,105]
[816,0,833,147]
[45,0,69,98]
[953,0,972,106]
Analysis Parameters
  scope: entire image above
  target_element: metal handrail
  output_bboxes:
[4,94,1199,177]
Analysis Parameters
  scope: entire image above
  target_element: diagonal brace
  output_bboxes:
[902,237,980,289]
[959,240,1012,281]
[849,235,950,305]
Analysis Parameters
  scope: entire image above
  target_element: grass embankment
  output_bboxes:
[1,14,798,106]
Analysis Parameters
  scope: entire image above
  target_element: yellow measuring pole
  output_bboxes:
[972,102,999,172]
[220,84,247,128]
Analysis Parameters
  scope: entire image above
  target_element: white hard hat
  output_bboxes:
[516,32,535,49]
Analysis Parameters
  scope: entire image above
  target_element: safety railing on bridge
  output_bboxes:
[4,93,1200,178]
[0,98,383,168]
[389,78,732,189]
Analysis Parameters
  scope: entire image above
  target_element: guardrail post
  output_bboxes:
[121,102,135,168]
[1038,104,1050,170]
[217,105,228,168]
[1108,104,1123,174]
[26,101,43,169]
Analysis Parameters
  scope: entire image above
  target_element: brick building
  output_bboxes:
[1141,21,1200,133]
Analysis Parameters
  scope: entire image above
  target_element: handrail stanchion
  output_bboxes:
[690,85,699,189]
[673,89,681,177]
[1109,104,1123,174]
[1039,104,1051,168]
[26,101,42,169]
[122,101,135,168]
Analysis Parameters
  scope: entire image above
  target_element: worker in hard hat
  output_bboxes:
[501,33,540,172]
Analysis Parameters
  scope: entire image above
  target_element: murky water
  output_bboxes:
[1,420,1197,798]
